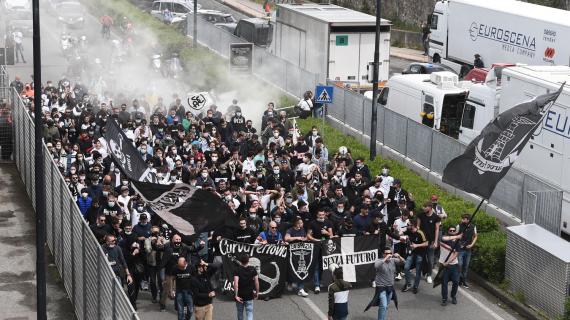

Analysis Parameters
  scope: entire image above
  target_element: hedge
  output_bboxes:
[297,118,506,284]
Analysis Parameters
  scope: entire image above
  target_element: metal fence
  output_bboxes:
[10,88,139,320]
[186,14,323,99]
[506,224,570,318]
[0,65,8,98]
[323,80,564,228]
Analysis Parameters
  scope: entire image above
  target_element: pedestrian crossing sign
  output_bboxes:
[315,85,334,104]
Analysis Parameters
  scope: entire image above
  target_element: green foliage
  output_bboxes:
[470,231,506,284]
[513,289,526,304]
[297,117,506,284]
[562,296,570,320]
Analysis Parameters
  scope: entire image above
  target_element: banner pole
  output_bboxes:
[433,198,485,288]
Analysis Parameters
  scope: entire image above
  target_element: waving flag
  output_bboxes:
[443,85,563,199]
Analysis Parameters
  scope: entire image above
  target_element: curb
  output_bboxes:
[215,0,265,18]
[469,272,541,320]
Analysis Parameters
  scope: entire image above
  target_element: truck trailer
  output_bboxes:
[429,0,570,72]
[270,3,391,88]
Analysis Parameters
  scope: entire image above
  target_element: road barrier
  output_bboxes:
[10,88,139,320]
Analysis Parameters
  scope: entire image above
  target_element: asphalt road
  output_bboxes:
[136,277,523,320]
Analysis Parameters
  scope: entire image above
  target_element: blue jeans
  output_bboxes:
[425,244,435,274]
[175,290,193,320]
[458,250,472,281]
[236,300,254,320]
[377,290,393,320]
[404,254,423,288]
[313,254,322,288]
[442,264,459,301]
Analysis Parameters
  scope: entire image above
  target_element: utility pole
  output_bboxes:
[32,0,47,317]
[369,0,381,160]
[193,0,198,48]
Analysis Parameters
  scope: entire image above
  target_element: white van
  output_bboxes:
[150,0,200,21]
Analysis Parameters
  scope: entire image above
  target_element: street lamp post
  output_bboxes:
[32,0,47,318]
[369,0,381,160]
[193,0,198,48]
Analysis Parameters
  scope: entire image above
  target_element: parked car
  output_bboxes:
[402,62,457,75]
[232,18,273,47]
[55,1,85,28]
[2,0,31,17]
[150,0,200,21]
[198,10,236,24]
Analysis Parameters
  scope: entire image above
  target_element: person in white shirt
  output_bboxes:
[431,194,447,220]
[297,91,313,118]
[368,177,383,198]
[392,210,411,280]
[117,186,132,219]
[379,165,394,198]
[242,153,256,174]
[13,30,26,63]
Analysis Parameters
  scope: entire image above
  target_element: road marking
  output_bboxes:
[459,288,506,320]
[301,296,328,320]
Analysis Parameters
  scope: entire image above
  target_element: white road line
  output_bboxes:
[459,288,506,320]
[301,296,328,320]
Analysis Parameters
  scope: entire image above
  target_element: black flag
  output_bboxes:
[132,181,239,238]
[443,85,564,199]
[104,119,156,182]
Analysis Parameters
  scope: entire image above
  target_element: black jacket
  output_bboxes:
[191,265,218,306]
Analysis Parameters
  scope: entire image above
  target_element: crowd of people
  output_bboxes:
[8,76,479,320]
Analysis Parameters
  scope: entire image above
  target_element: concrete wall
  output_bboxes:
[330,0,436,27]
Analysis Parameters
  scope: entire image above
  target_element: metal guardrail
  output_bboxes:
[10,88,139,320]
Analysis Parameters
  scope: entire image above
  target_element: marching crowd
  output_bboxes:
[8,76,478,320]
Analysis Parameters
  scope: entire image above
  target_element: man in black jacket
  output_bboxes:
[159,233,203,311]
[191,260,218,320]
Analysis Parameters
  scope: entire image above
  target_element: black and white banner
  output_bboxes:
[133,181,238,238]
[219,238,287,298]
[288,241,319,283]
[104,119,156,183]
[321,235,379,283]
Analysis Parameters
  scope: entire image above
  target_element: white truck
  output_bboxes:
[270,3,391,89]
[429,0,570,72]
[378,71,471,138]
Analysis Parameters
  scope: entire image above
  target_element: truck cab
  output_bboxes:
[428,1,454,71]
[379,71,470,138]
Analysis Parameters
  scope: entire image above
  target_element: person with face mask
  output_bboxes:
[307,209,334,294]
[145,225,167,303]
[379,165,394,198]
[196,168,214,187]
[267,128,285,148]
[160,234,204,311]
[304,126,320,147]
[230,109,246,133]
[126,241,146,310]
[98,193,123,221]
[133,209,152,241]
[102,234,133,286]
[245,206,263,234]
[77,187,92,219]
[90,215,112,243]
[117,186,132,217]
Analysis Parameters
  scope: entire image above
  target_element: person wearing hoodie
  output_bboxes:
[327,267,351,320]
[191,260,218,320]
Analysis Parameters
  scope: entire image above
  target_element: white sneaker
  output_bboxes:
[298,289,309,297]
[372,281,376,288]
[427,276,433,284]
[395,273,402,280]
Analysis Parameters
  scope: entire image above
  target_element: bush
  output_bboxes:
[470,231,506,284]
[297,117,506,284]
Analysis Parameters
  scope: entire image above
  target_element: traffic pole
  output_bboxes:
[32,0,47,318]
[193,0,198,48]
[369,0,381,160]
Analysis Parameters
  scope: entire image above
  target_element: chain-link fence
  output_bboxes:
[10,88,139,320]
[0,65,12,162]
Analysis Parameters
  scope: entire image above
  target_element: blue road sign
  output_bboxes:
[315,85,334,104]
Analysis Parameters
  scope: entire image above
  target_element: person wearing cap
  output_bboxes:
[133,212,152,241]
[474,53,485,68]
[416,201,441,284]
[353,204,373,235]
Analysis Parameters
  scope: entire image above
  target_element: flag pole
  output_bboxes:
[433,198,485,288]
